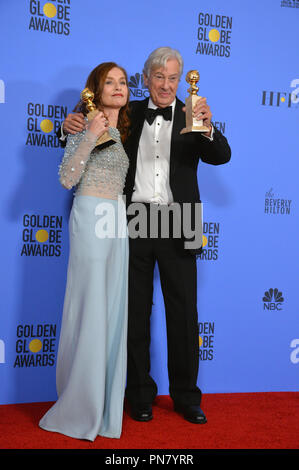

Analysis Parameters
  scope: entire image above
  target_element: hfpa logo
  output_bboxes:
[263,288,284,310]
[0,339,5,364]
[261,79,299,107]
[0,80,5,103]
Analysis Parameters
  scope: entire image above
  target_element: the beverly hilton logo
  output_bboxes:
[129,73,150,99]
[263,288,284,310]
[264,188,292,215]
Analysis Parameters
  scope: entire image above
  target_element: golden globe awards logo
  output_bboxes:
[14,324,57,368]
[198,222,220,260]
[198,322,215,361]
[21,214,62,257]
[29,0,70,35]
[26,102,67,147]
[212,120,226,135]
[196,12,232,57]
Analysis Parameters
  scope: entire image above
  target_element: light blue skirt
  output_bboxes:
[39,195,128,441]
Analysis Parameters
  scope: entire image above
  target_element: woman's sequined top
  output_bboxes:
[59,126,129,199]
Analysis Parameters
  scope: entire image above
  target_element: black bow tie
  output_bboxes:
[145,106,172,125]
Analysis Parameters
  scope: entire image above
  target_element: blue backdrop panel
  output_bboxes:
[0,0,298,404]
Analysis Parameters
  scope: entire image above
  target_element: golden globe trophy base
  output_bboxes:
[86,109,116,150]
[180,95,210,134]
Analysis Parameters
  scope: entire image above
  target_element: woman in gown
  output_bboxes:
[39,62,130,441]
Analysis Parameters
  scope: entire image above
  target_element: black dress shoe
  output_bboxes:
[130,403,153,422]
[174,404,207,424]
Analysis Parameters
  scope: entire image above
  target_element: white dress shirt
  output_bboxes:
[131,98,214,205]
[132,98,175,204]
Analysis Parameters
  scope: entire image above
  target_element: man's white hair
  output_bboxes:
[143,47,184,77]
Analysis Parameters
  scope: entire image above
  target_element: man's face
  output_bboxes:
[144,58,180,108]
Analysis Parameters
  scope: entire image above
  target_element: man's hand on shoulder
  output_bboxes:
[63,112,86,135]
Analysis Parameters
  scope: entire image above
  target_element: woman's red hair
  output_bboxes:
[74,62,130,142]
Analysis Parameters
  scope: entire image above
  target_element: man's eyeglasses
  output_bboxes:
[152,74,180,83]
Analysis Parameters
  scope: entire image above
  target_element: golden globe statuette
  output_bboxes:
[80,87,116,148]
[180,70,210,134]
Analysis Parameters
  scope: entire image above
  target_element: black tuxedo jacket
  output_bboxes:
[123,97,231,205]
[123,98,231,254]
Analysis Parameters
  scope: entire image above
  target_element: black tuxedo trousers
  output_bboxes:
[125,205,202,406]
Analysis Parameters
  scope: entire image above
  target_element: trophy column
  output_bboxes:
[80,87,116,149]
[180,70,210,134]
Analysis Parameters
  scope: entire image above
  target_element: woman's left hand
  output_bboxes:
[87,111,109,137]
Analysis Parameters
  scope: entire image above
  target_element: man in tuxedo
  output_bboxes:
[60,47,231,424]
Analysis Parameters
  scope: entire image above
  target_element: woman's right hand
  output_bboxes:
[87,111,109,137]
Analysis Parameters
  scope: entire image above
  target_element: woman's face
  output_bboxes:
[101,67,128,110]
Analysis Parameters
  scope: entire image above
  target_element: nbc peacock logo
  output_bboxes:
[263,288,284,311]
[129,73,150,99]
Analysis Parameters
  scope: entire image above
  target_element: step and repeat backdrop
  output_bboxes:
[0,0,298,404]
